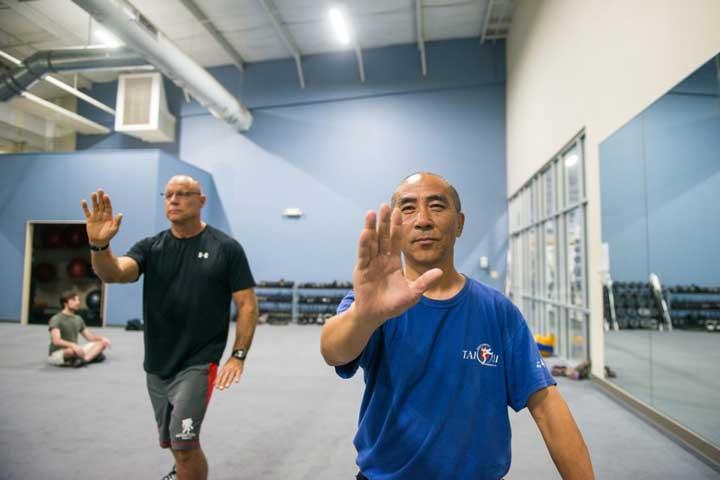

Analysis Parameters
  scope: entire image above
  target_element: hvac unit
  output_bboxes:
[115,72,176,142]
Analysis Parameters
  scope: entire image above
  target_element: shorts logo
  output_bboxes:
[462,343,500,367]
[176,418,197,440]
[198,251,209,259]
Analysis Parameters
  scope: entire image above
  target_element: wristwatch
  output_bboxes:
[231,349,247,361]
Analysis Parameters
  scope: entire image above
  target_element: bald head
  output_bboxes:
[166,175,203,194]
[391,172,462,212]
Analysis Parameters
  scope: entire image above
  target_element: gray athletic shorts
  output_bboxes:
[146,363,218,450]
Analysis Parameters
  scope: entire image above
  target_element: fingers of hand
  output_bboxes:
[216,366,241,390]
[389,207,403,255]
[102,191,113,215]
[91,192,99,213]
[411,268,443,294]
[361,210,378,262]
[357,229,374,269]
[96,189,106,213]
[81,199,91,219]
[114,213,123,228]
[377,204,391,255]
[214,369,226,389]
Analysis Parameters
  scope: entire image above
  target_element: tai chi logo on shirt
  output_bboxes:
[176,418,197,440]
[198,251,209,259]
[462,343,499,367]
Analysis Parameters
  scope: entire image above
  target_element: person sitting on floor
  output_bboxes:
[47,290,111,367]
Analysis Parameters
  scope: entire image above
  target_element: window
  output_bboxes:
[507,134,588,363]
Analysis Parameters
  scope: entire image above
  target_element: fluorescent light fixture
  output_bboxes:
[93,28,123,47]
[282,207,304,218]
[565,154,578,167]
[328,8,351,46]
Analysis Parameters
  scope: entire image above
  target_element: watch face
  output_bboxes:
[233,350,246,360]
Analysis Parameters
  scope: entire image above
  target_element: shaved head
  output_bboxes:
[166,175,203,193]
[391,172,461,212]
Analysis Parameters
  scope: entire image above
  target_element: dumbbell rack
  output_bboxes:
[666,285,720,332]
[255,280,295,325]
[255,281,353,325]
[296,282,352,325]
[608,282,665,330]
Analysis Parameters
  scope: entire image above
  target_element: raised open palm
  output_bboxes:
[81,189,123,246]
[353,204,443,325]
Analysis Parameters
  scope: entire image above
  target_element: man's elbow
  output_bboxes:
[319,331,344,367]
[320,348,342,367]
[93,269,118,283]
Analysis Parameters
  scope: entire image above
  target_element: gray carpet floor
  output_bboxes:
[605,330,720,446]
[0,323,717,480]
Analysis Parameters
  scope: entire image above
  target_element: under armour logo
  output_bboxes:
[198,251,209,259]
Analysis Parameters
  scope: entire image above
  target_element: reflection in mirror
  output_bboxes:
[600,54,720,447]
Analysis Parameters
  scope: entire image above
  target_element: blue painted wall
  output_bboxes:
[77,39,508,287]
[600,59,720,286]
[0,150,225,324]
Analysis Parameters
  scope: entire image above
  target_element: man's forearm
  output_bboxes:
[52,338,76,349]
[232,304,258,352]
[90,248,123,283]
[532,390,595,479]
[544,424,594,479]
[84,332,104,342]
[320,304,382,367]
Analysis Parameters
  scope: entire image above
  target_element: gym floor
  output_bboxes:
[605,329,720,447]
[0,322,717,480]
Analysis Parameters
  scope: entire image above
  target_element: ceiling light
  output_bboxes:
[93,29,123,48]
[328,8,351,46]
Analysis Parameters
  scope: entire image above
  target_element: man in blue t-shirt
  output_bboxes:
[321,172,594,480]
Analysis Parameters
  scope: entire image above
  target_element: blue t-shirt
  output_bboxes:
[335,277,556,480]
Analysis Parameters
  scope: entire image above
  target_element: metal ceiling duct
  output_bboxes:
[0,46,148,102]
[72,0,253,131]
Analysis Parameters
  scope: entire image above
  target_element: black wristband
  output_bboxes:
[89,243,109,252]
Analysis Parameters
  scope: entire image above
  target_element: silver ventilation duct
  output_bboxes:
[72,0,253,131]
[0,46,148,102]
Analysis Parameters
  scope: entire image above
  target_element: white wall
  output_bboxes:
[507,0,720,376]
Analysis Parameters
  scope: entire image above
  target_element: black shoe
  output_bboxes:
[71,357,86,368]
[161,465,176,480]
[92,352,106,363]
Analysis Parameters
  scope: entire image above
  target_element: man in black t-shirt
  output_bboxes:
[82,175,258,480]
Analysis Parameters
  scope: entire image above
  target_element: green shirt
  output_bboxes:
[48,312,86,355]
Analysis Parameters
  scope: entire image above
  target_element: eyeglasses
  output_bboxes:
[161,191,201,200]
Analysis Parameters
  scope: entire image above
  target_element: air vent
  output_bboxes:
[115,72,175,143]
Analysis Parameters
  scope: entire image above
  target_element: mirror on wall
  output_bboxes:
[600,54,720,447]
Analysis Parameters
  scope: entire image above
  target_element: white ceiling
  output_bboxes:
[0,0,513,86]
[0,0,512,149]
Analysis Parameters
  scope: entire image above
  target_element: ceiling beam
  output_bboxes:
[415,0,427,77]
[481,0,514,44]
[480,0,494,44]
[179,0,245,73]
[10,92,110,135]
[354,46,365,83]
[257,0,305,89]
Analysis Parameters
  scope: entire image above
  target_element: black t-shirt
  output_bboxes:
[126,225,255,378]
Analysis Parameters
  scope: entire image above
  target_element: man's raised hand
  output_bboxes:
[352,204,442,326]
[81,189,123,247]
